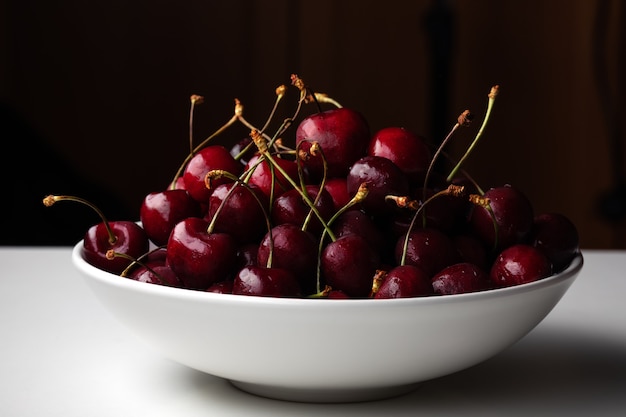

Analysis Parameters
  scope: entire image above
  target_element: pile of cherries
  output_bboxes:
[45,75,580,299]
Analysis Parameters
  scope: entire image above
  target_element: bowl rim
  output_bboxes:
[71,241,583,308]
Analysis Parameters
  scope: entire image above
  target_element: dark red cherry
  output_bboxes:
[374,265,433,298]
[490,244,552,288]
[257,223,319,295]
[346,155,410,216]
[229,136,257,166]
[166,217,238,289]
[205,182,269,244]
[232,265,301,297]
[323,177,351,211]
[469,184,534,250]
[529,212,580,272]
[395,227,456,277]
[128,263,182,287]
[244,154,298,199]
[182,145,242,204]
[206,280,234,294]
[296,107,370,180]
[331,209,386,250]
[451,234,489,271]
[368,127,431,186]
[83,221,150,274]
[140,189,202,247]
[431,263,490,295]
[321,234,381,298]
[271,185,335,236]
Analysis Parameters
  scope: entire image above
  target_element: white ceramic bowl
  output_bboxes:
[72,242,583,403]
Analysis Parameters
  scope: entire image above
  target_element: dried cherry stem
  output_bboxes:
[469,194,500,251]
[369,269,388,298]
[446,85,500,182]
[42,194,117,245]
[107,250,167,284]
[399,184,466,266]
[188,94,204,154]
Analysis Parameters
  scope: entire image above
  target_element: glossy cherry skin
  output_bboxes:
[296,107,371,180]
[469,184,534,250]
[244,154,299,199]
[431,263,490,295]
[232,266,301,297]
[374,265,433,298]
[182,145,242,205]
[529,212,580,272]
[271,185,335,236]
[323,177,351,211]
[395,227,456,277]
[83,221,149,274]
[489,244,552,288]
[206,280,234,294]
[205,182,269,244]
[257,224,319,295]
[321,234,381,298]
[346,155,410,217]
[166,217,238,289]
[129,264,182,288]
[140,189,202,247]
[368,127,431,186]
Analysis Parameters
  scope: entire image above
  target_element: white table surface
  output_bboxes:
[1,248,625,416]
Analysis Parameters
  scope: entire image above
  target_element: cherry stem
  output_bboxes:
[296,140,329,234]
[250,130,336,242]
[42,194,117,245]
[188,95,204,155]
[314,183,369,293]
[469,194,499,251]
[400,185,465,266]
[107,250,167,285]
[446,85,500,182]
[203,170,275,268]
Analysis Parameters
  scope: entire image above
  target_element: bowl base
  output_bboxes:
[229,380,421,403]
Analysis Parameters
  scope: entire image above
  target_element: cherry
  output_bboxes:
[395,227,456,277]
[229,136,257,166]
[431,263,490,295]
[43,194,149,274]
[205,182,269,244]
[296,107,371,180]
[346,155,410,217]
[368,127,431,186]
[140,189,202,247]
[206,280,234,294]
[128,263,182,287]
[321,234,381,298]
[323,177,351,211]
[232,265,301,297]
[489,244,552,288]
[235,243,259,270]
[451,234,489,271]
[374,265,433,298]
[331,209,386,252]
[468,184,534,250]
[529,212,580,272]
[182,145,242,204]
[82,221,149,274]
[256,223,319,295]
[166,217,238,289]
[271,185,335,236]
[244,154,299,199]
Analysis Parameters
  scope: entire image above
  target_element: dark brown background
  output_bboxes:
[2,0,625,248]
